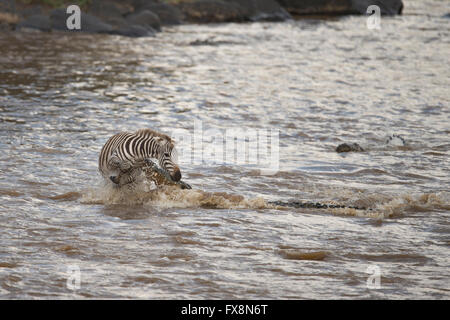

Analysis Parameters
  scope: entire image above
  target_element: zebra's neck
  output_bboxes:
[142,139,163,160]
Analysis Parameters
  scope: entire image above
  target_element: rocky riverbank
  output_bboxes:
[0,0,404,37]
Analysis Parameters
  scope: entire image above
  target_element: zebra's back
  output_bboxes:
[98,129,179,184]
[99,131,134,178]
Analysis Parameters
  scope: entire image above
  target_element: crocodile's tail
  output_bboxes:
[141,162,369,211]
[268,200,370,211]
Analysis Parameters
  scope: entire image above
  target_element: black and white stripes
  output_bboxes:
[98,129,181,186]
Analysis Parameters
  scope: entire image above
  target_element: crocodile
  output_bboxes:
[110,158,192,190]
[336,134,406,153]
[138,136,408,210]
[141,160,369,211]
[142,159,192,190]
[336,143,364,153]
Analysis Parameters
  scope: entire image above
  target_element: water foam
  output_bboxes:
[80,180,449,220]
[80,180,268,210]
[329,191,450,219]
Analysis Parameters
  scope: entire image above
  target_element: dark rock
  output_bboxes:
[351,0,403,16]
[276,0,403,16]
[89,0,162,37]
[99,0,134,16]
[276,0,354,16]
[0,0,15,14]
[89,0,128,27]
[17,14,50,32]
[226,0,291,21]
[131,0,159,10]
[126,9,161,31]
[0,23,10,31]
[19,5,43,18]
[110,24,155,37]
[0,0,17,31]
[177,0,245,23]
[336,143,364,153]
[89,0,139,15]
[50,8,113,33]
[444,13,450,18]
[139,3,183,25]
[0,0,18,30]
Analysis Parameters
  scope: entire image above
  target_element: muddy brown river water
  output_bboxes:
[0,0,449,299]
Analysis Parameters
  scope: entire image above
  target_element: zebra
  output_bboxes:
[98,129,181,187]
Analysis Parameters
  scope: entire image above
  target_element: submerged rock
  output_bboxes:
[110,24,155,38]
[277,0,403,16]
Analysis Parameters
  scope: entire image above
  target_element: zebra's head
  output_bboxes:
[158,140,181,182]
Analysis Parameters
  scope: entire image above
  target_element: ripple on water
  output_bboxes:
[278,250,329,261]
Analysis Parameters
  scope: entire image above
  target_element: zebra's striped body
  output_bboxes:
[99,129,181,186]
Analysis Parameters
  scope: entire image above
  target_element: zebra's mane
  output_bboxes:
[134,128,174,144]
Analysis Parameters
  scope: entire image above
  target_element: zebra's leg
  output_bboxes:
[108,155,134,185]
[112,167,140,187]
[119,160,133,171]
